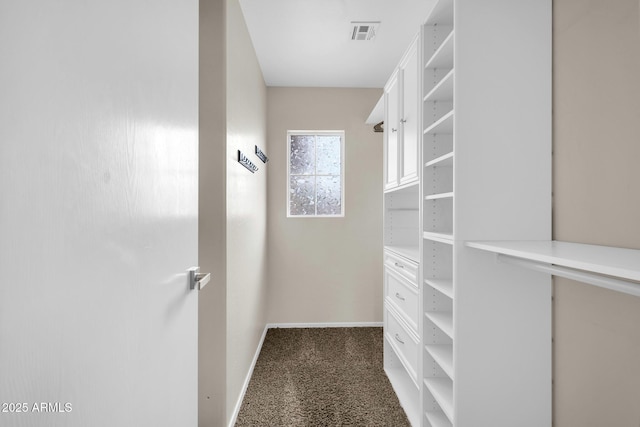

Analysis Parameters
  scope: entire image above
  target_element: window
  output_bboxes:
[287,131,345,217]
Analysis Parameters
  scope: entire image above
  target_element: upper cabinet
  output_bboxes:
[384,70,400,190]
[384,36,420,191]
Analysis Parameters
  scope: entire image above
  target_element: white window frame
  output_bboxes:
[287,130,345,218]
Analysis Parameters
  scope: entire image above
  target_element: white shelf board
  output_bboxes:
[425,192,454,201]
[385,180,420,194]
[425,278,454,299]
[425,410,452,427]
[425,30,454,71]
[424,69,454,103]
[425,311,453,339]
[385,245,420,263]
[423,377,454,423]
[425,344,454,379]
[465,240,640,283]
[423,232,453,245]
[425,151,454,168]
[424,110,453,135]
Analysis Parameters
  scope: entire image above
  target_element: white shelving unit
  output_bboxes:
[380,0,551,425]
[423,377,454,422]
[424,312,453,339]
[425,345,454,379]
[382,33,422,427]
[420,2,455,423]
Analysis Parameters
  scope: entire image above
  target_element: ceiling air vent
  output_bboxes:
[350,21,380,41]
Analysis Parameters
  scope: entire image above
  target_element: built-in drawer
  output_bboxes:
[385,268,419,331]
[384,251,419,286]
[385,305,419,385]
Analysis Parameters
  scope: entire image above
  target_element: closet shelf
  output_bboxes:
[425,151,454,168]
[423,232,454,244]
[425,192,454,200]
[466,241,640,281]
[423,69,454,103]
[425,410,453,427]
[425,30,454,70]
[425,344,454,379]
[385,180,420,194]
[424,110,454,135]
[423,377,454,423]
[466,240,640,297]
[425,311,454,338]
[385,245,420,263]
[425,278,454,299]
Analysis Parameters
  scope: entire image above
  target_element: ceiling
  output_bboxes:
[238,0,437,88]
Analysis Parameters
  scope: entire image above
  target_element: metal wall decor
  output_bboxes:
[255,145,268,163]
[238,150,259,173]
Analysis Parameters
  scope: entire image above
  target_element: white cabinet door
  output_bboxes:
[384,72,400,190]
[0,1,199,426]
[399,41,419,186]
[384,37,420,191]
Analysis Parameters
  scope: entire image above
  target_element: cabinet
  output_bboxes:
[384,72,400,189]
[384,36,420,191]
[383,183,421,426]
[381,0,552,426]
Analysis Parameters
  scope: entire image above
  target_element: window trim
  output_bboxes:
[286,130,346,218]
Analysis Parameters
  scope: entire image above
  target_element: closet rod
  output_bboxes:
[497,254,640,298]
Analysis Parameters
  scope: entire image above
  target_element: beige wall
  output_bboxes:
[553,0,640,425]
[199,1,268,426]
[199,0,227,425]
[266,87,383,324]
[225,0,268,424]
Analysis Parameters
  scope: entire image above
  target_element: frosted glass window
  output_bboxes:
[289,176,316,215]
[287,131,344,217]
[316,136,341,175]
[316,176,341,215]
[290,135,315,175]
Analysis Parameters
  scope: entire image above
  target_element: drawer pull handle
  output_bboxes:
[394,262,404,269]
[395,292,405,301]
[394,334,405,345]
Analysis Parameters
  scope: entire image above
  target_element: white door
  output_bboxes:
[0,1,199,426]
[399,40,419,186]
[384,72,400,190]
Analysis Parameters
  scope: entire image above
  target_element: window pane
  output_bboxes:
[290,135,315,175]
[316,176,341,215]
[316,135,341,175]
[289,176,316,215]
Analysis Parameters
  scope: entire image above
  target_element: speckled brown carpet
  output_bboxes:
[235,327,410,427]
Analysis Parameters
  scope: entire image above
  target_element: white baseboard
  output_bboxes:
[227,324,269,427]
[267,321,383,329]
[227,321,383,427]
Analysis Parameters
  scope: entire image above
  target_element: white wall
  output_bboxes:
[225,0,269,423]
[553,0,640,425]
[266,87,383,324]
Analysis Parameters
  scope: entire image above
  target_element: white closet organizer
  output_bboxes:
[382,33,422,427]
[380,0,552,426]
